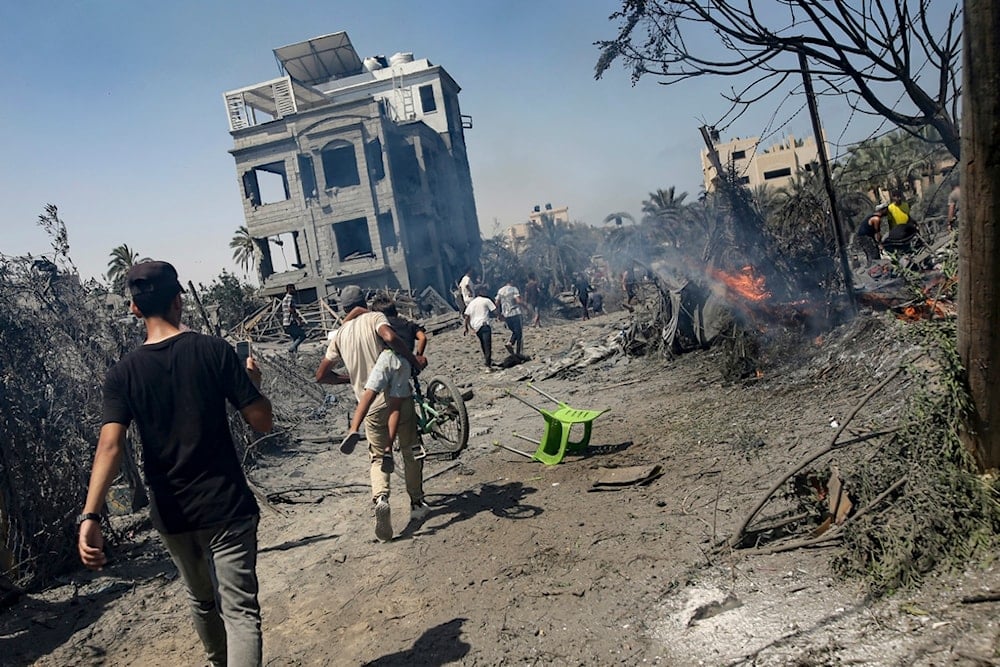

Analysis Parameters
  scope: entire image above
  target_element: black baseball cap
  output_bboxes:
[126,261,184,299]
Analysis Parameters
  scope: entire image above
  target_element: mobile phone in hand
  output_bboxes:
[236,341,252,363]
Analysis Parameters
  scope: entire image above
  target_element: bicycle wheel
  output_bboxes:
[423,375,470,455]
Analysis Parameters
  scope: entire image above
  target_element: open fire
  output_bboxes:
[710,265,772,302]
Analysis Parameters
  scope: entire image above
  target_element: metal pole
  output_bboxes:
[798,52,857,314]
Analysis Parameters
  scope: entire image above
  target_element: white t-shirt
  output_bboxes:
[464,296,495,332]
[281,293,295,326]
[495,284,523,318]
[459,274,474,303]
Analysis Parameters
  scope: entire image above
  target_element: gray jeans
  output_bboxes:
[160,515,262,667]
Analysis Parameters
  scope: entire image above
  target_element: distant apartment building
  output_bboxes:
[701,133,825,192]
[223,32,481,301]
[505,204,569,254]
[528,203,569,225]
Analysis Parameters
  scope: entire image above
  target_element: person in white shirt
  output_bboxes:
[494,278,524,356]
[458,268,476,309]
[463,284,497,369]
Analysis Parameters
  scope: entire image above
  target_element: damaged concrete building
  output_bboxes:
[223,32,481,303]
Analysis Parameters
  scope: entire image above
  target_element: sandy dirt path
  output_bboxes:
[6,310,1000,666]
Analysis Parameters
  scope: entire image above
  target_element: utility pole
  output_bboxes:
[959,0,1000,469]
[699,125,726,189]
[799,52,857,314]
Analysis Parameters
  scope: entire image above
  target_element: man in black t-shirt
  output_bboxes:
[78,261,273,667]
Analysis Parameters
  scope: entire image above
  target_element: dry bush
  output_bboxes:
[832,319,1000,594]
[0,235,138,587]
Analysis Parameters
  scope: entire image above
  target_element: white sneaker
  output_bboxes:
[374,495,392,541]
[410,500,432,522]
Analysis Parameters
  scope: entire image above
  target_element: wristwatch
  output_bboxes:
[76,512,102,526]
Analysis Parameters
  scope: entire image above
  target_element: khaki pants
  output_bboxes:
[365,397,424,503]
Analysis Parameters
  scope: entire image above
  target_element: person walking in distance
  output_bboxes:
[495,277,525,356]
[573,272,592,320]
[314,286,430,541]
[621,266,637,310]
[946,183,960,231]
[464,284,497,369]
[281,284,307,353]
[457,267,476,311]
[78,261,274,667]
[524,272,542,328]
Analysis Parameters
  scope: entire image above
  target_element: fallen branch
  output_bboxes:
[729,427,901,548]
[744,476,908,555]
[727,354,922,549]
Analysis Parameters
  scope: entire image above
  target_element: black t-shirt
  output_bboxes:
[857,216,878,238]
[387,315,424,352]
[102,331,262,534]
[524,281,540,306]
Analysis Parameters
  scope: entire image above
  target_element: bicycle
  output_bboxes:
[410,375,469,460]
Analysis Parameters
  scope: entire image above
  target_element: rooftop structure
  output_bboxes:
[224,32,481,302]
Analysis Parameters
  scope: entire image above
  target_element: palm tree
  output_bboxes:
[523,214,587,290]
[230,226,258,276]
[107,244,141,293]
[479,236,523,290]
[748,184,781,220]
[602,223,652,268]
[601,211,636,227]
[641,187,688,247]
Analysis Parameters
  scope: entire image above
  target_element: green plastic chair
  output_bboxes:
[506,383,609,465]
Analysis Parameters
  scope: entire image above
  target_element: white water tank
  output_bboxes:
[389,52,414,67]
[363,57,384,72]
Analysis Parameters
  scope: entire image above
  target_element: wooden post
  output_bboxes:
[799,52,857,314]
[959,0,1000,470]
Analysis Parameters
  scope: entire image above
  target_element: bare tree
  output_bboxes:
[595,1,962,158]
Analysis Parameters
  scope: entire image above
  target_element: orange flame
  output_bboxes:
[712,265,772,302]
[894,298,957,321]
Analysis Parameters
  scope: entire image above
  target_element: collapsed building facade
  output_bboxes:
[223,32,481,302]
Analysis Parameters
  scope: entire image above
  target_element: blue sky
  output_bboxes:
[1,1,887,285]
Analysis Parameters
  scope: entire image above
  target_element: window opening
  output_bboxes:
[243,161,290,205]
[321,141,361,189]
[333,217,374,261]
[377,212,397,249]
[299,154,317,199]
[419,85,437,113]
[763,167,792,180]
[268,231,302,271]
[367,139,385,181]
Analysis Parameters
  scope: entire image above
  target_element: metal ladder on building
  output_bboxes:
[393,68,416,121]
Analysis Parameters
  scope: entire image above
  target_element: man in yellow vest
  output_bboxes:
[887,190,910,228]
